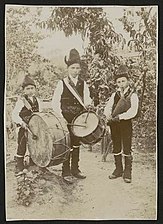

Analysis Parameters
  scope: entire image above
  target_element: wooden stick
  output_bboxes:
[68,124,87,128]
[26,126,38,140]
[84,110,90,123]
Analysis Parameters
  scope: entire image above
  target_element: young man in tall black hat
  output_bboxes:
[12,75,42,175]
[52,49,92,184]
[104,65,139,183]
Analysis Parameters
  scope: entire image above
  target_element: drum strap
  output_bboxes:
[22,97,33,111]
[63,77,87,110]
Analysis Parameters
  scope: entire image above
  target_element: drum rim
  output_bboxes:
[81,122,105,142]
[80,125,106,145]
[28,112,53,167]
[28,111,71,167]
[71,110,101,138]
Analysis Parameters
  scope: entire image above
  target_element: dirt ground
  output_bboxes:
[5,140,156,220]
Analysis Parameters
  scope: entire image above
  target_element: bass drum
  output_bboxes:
[71,111,106,145]
[27,111,70,167]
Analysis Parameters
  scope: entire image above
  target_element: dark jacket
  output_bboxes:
[61,77,85,122]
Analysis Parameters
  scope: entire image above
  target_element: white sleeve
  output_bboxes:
[104,93,115,118]
[51,80,63,117]
[119,93,139,120]
[84,82,92,106]
[37,98,43,112]
[12,98,24,125]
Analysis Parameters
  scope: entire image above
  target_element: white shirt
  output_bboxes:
[52,75,92,117]
[12,96,42,125]
[104,87,139,120]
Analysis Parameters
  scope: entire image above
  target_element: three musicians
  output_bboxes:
[12,48,139,184]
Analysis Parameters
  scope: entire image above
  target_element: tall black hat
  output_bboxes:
[64,49,81,67]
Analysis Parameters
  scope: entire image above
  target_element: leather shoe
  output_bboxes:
[109,173,123,179]
[123,177,132,183]
[72,172,86,179]
[62,175,74,184]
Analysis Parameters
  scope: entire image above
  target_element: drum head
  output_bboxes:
[72,111,99,137]
[28,113,53,167]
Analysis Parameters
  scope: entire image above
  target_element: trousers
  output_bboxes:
[62,124,81,176]
[17,127,27,157]
[110,120,132,156]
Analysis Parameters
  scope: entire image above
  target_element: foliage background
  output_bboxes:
[5,6,157,152]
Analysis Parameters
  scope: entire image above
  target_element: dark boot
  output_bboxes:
[71,147,86,179]
[123,155,133,183]
[15,157,24,175]
[62,153,71,177]
[62,153,74,184]
[109,154,123,179]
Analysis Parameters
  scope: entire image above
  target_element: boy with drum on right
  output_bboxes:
[104,65,139,183]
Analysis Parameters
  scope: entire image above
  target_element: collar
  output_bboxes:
[69,75,79,85]
[29,96,33,102]
[117,86,130,95]
[25,95,36,103]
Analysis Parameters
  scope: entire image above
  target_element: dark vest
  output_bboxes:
[112,88,132,114]
[61,77,84,122]
[19,95,39,123]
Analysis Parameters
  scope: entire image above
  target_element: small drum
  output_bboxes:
[27,112,70,167]
[71,111,106,145]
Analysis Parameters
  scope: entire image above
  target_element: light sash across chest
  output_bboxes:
[63,77,87,110]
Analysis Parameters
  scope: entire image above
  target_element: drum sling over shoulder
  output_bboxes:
[64,77,105,145]
[63,77,87,110]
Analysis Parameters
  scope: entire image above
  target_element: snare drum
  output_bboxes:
[71,111,106,145]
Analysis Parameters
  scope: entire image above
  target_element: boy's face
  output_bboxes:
[23,85,36,97]
[116,76,129,90]
[68,63,81,78]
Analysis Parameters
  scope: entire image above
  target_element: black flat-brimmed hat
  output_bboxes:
[64,48,81,67]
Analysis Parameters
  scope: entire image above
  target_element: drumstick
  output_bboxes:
[84,110,90,123]
[68,123,87,128]
[26,126,38,140]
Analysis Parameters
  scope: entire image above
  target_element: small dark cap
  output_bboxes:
[22,75,36,89]
[64,49,81,67]
[114,64,129,81]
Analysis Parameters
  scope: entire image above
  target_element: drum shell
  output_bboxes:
[71,111,106,145]
[80,119,106,145]
[48,133,70,166]
[28,112,70,167]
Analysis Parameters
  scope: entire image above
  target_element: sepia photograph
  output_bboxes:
[4,5,157,220]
